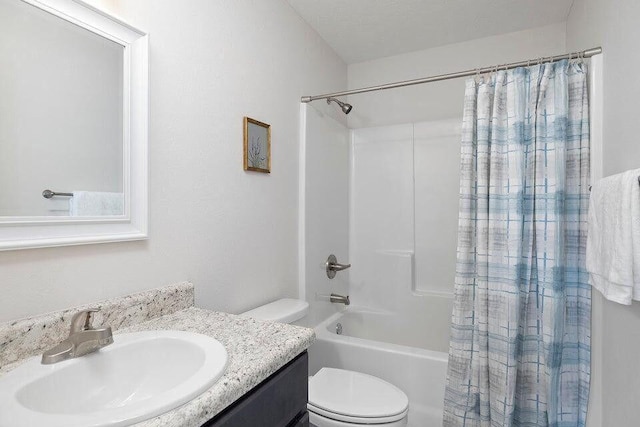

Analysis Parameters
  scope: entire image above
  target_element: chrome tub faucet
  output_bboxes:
[41,308,113,365]
[330,293,350,306]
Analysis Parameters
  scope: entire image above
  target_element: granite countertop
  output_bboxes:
[125,307,315,426]
[0,283,315,427]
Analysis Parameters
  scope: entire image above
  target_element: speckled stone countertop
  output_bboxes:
[0,283,315,427]
[0,282,195,371]
[125,307,314,427]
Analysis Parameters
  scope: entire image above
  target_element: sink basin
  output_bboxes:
[0,330,228,427]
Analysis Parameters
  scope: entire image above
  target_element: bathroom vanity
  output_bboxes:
[204,352,309,427]
[0,283,314,427]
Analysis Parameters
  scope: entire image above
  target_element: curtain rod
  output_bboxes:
[301,47,602,103]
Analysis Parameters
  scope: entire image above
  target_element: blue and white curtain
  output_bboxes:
[444,60,591,427]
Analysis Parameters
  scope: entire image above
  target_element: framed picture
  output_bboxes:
[243,116,271,173]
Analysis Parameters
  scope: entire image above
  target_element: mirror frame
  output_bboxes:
[0,0,148,250]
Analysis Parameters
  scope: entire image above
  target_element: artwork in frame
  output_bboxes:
[243,116,271,173]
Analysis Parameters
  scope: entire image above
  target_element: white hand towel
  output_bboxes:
[69,191,124,216]
[586,169,640,304]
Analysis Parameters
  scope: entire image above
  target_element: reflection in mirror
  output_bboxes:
[0,0,124,217]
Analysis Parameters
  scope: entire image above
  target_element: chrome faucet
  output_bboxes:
[41,309,113,365]
[330,293,350,306]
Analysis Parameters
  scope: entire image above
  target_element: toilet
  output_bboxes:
[242,299,409,427]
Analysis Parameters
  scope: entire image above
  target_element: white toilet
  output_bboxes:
[242,299,409,427]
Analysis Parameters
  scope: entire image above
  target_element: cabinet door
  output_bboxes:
[204,352,308,427]
[289,412,309,427]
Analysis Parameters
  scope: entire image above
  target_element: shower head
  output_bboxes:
[326,97,353,115]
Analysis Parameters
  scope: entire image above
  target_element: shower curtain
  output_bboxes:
[443,60,591,427]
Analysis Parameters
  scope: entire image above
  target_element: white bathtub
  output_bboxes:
[308,304,451,427]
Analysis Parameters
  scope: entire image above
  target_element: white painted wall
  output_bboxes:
[298,103,350,327]
[567,1,640,426]
[0,0,346,322]
[0,0,123,217]
[346,23,567,128]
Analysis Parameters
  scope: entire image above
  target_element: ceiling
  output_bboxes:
[287,0,574,64]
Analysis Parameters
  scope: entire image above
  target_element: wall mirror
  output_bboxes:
[0,0,148,250]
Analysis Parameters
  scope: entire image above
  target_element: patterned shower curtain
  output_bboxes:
[443,60,591,427]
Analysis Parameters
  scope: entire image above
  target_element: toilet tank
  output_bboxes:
[241,299,309,324]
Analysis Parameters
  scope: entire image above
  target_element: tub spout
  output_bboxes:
[330,293,350,306]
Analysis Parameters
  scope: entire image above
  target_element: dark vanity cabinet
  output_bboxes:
[203,352,309,427]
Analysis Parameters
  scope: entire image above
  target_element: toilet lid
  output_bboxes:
[308,368,409,423]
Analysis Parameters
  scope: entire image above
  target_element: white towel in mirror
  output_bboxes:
[69,191,124,216]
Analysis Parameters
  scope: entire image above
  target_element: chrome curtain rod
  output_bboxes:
[301,47,602,103]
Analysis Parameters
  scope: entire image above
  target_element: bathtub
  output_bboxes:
[308,304,451,427]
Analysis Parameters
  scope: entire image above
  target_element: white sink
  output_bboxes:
[0,330,228,427]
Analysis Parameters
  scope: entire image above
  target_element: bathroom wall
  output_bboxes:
[346,23,567,128]
[0,0,346,322]
[567,1,640,426]
[298,103,350,327]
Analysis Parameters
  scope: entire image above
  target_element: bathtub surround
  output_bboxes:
[444,61,591,426]
[0,283,315,426]
[350,119,462,300]
[298,103,350,327]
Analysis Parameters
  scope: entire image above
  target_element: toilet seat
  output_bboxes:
[308,368,409,425]
[308,403,408,424]
[308,411,408,427]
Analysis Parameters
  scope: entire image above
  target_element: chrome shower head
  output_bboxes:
[326,97,353,115]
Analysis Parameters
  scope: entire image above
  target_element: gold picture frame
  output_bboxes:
[243,116,271,173]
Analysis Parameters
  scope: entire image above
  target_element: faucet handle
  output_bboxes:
[326,254,351,279]
[70,308,100,334]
